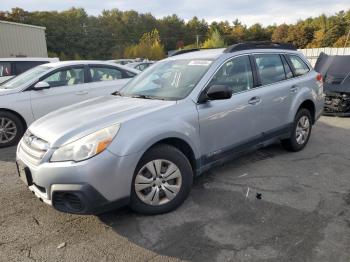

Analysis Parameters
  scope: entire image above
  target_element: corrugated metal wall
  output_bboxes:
[0,21,48,58]
[299,47,350,67]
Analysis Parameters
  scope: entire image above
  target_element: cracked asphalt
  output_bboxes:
[1,116,350,262]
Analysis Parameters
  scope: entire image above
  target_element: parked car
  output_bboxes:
[0,57,59,84]
[107,59,136,65]
[0,60,139,147]
[314,52,350,116]
[16,42,324,215]
[127,61,155,71]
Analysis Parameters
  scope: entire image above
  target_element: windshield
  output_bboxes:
[120,59,213,100]
[1,65,51,89]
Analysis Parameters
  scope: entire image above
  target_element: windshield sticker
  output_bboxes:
[188,60,212,66]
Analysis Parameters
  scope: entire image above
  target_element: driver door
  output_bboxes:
[30,66,90,120]
[197,55,265,164]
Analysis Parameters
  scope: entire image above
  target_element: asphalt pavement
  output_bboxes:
[0,116,349,262]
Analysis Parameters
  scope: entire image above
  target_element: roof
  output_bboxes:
[0,20,46,30]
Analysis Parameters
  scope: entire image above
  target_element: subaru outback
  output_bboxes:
[16,42,324,215]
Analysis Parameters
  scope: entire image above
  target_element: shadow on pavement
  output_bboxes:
[98,145,327,262]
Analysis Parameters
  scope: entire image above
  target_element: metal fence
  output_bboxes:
[299,47,350,66]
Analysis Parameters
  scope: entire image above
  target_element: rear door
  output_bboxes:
[253,53,295,134]
[86,65,136,97]
[30,65,91,120]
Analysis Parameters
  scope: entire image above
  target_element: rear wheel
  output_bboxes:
[130,144,193,215]
[281,108,312,152]
[0,111,24,148]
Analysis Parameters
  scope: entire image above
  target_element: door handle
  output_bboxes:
[290,85,298,93]
[75,91,88,95]
[248,96,261,105]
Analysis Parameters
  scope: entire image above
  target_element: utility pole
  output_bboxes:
[196,35,199,47]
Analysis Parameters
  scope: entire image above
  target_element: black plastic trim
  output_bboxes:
[52,184,129,215]
[197,123,292,174]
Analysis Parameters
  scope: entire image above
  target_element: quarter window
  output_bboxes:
[90,67,123,82]
[209,55,254,94]
[42,67,85,87]
[254,54,286,85]
[289,55,310,76]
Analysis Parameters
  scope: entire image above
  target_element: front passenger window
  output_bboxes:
[209,56,253,94]
[42,68,85,87]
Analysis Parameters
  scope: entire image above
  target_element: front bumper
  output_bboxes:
[16,145,139,214]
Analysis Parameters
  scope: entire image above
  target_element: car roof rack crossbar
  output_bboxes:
[169,48,201,57]
[224,42,297,53]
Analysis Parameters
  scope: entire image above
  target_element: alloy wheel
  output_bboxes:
[0,117,17,144]
[295,116,310,145]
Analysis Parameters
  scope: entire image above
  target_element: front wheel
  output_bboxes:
[0,111,25,148]
[130,144,193,215]
[281,108,312,152]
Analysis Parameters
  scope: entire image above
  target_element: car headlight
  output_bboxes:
[50,124,120,162]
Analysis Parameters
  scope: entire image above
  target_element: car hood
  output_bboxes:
[29,96,176,147]
[0,88,20,96]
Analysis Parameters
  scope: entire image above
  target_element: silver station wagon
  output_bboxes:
[16,42,324,215]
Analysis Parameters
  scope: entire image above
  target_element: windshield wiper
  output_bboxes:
[111,90,122,96]
[130,94,163,100]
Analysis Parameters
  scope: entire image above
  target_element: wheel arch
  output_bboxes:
[297,100,316,124]
[0,108,27,130]
[141,137,198,175]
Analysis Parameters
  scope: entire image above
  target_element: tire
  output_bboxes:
[130,144,193,215]
[0,111,25,148]
[281,108,312,152]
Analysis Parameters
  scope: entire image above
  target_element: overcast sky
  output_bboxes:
[1,0,349,26]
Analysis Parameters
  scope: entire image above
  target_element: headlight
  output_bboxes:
[50,124,120,162]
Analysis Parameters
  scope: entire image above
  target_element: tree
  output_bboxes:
[123,29,165,60]
[272,24,289,43]
[201,29,225,48]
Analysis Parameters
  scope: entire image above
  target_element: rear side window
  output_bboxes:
[288,55,310,76]
[89,66,123,82]
[210,55,254,94]
[15,61,47,75]
[0,62,12,76]
[254,54,286,85]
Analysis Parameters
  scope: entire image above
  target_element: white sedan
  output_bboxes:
[0,60,139,147]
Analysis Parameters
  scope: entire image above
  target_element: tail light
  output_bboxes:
[316,73,323,94]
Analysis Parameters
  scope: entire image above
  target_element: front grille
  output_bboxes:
[19,131,49,165]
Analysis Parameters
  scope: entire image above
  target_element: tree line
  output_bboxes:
[1,7,349,60]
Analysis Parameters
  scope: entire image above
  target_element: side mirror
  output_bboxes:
[201,85,232,102]
[34,81,50,90]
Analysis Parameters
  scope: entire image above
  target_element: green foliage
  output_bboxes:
[123,29,165,60]
[202,29,226,48]
[0,7,349,59]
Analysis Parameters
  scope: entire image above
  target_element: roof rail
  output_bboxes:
[224,42,297,53]
[168,48,200,57]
